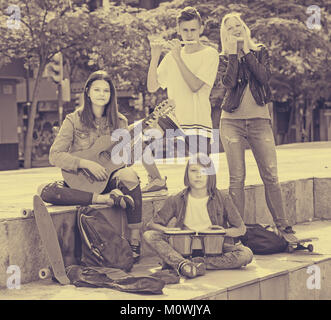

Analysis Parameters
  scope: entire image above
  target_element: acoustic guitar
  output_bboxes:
[62,99,175,193]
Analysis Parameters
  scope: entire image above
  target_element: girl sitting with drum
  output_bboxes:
[143,153,253,279]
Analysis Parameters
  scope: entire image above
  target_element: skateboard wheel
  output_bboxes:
[39,267,52,280]
[21,208,34,218]
[307,244,314,252]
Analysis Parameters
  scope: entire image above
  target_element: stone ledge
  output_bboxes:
[2,220,331,299]
[1,177,331,288]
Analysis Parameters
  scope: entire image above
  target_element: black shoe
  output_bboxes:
[282,226,296,234]
[109,189,135,210]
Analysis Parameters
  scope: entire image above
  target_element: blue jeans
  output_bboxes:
[220,118,290,228]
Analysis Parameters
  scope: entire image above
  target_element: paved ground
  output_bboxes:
[0,141,331,300]
[1,141,331,218]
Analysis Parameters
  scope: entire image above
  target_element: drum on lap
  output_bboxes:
[164,229,196,257]
[198,229,226,256]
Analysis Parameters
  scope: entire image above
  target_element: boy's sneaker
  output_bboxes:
[282,226,296,234]
[178,260,206,278]
[141,176,168,196]
[130,243,141,264]
[178,261,197,278]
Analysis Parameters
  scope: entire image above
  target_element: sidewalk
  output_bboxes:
[1,141,331,299]
[2,220,331,300]
[1,141,331,219]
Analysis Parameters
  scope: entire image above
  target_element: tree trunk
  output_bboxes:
[23,63,44,169]
[285,100,295,144]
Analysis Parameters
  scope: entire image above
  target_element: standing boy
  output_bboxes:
[142,6,219,195]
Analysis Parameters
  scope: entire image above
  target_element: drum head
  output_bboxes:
[198,229,226,235]
[164,229,196,235]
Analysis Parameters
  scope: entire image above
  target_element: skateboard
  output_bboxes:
[33,195,71,285]
[21,208,34,218]
[285,237,319,253]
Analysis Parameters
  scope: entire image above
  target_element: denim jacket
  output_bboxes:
[151,188,244,244]
[219,45,272,113]
[49,107,128,172]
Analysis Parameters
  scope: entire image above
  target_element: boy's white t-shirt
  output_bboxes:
[157,46,219,138]
[184,194,212,249]
[184,194,211,231]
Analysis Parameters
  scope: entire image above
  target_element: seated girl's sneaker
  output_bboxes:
[141,176,168,196]
[109,189,135,210]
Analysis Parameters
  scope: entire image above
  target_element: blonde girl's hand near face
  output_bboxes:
[226,35,238,55]
[241,30,250,54]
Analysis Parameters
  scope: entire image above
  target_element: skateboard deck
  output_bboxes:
[286,237,319,253]
[33,195,71,285]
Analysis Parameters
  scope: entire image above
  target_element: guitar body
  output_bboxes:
[62,99,176,193]
[62,135,126,193]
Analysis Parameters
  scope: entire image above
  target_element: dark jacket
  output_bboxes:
[150,188,244,244]
[219,45,272,113]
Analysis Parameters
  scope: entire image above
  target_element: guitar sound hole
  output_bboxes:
[100,151,112,161]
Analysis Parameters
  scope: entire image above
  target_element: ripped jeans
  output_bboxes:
[220,118,290,228]
[143,230,253,271]
[38,167,142,229]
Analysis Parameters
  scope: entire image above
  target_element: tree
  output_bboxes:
[0,0,91,168]
[144,0,331,142]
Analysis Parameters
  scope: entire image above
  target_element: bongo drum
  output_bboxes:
[164,229,196,257]
[198,229,226,256]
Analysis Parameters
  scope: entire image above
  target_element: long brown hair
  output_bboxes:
[80,70,120,130]
[184,153,217,196]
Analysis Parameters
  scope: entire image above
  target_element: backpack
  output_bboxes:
[239,224,288,254]
[77,206,134,272]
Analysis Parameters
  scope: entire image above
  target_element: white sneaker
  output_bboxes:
[141,176,168,197]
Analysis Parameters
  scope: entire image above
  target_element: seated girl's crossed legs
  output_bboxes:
[37,166,142,261]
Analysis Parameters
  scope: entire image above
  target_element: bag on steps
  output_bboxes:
[240,224,288,254]
[77,206,134,272]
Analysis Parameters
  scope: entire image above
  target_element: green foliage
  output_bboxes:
[80,0,331,108]
[0,0,330,162]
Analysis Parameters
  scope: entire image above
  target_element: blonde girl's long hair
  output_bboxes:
[220,12,263,55]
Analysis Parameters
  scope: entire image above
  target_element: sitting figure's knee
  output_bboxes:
[37,181,62,204]
[143,229,162,243]
[241,246,254,266]
[114,167,140,189]
[37,183,49,196]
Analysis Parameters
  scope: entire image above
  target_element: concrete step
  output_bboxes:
[1,176,331,288]
[2,220,331,300]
